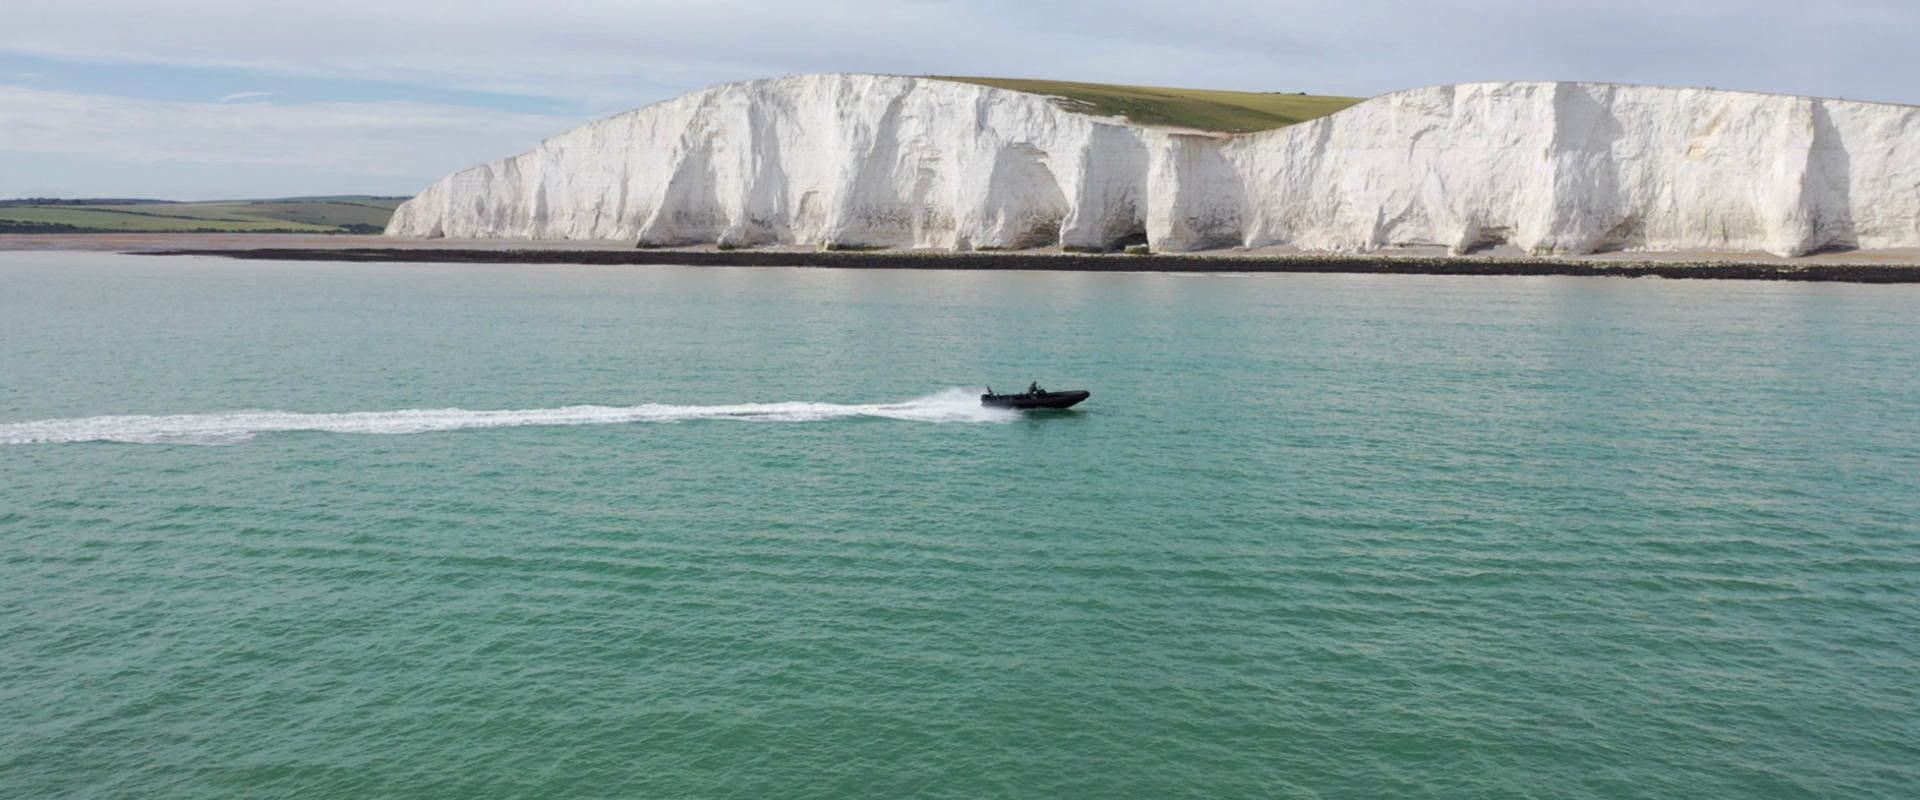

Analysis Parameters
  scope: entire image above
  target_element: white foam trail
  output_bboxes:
[1,388,1019,446]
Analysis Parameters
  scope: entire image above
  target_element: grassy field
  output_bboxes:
[0,197,408,234]
[935,77,1365,133]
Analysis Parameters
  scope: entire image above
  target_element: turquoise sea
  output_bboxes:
[3,251,1918,799]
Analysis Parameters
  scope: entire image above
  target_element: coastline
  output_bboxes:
[6,233,1920,282]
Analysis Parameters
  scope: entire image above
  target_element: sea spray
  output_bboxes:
[0,388,1018,445]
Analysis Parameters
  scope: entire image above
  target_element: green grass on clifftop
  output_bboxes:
[934,77,1365,133]
[0,196,408,234]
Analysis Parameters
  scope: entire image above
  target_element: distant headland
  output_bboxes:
[0,197,407,235]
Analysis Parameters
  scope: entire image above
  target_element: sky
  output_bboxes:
[4,0,1915,200]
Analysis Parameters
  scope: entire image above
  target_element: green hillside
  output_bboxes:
[0,196,408,234]
[935,77,1365,133]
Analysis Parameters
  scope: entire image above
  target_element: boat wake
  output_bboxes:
[0,388,1018,446]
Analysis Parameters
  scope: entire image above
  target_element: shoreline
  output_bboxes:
[134,246,1920,283]
[7,233,1920,282]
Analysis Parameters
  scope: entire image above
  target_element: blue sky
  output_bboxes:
[5,0,1916,200]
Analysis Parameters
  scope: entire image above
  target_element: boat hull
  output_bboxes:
[980,390,1090,410]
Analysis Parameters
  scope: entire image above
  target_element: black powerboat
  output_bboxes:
[981,383,1090,410]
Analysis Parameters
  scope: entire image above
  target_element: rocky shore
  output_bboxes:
[135,247,1920,283]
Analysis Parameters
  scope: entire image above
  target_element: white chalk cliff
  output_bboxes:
[387,74,1920,256]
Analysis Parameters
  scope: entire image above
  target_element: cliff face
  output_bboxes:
[387,75,1920,257]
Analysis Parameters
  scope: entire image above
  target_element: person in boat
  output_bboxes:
[1028,381,1040,395]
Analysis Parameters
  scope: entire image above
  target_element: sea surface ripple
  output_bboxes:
[2,253,1918,799]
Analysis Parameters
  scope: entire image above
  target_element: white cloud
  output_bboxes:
[0,86,580,191]
[216,91,274,102]
[5,0,1917,106]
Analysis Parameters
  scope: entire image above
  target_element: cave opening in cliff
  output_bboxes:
[1108,230,1149,252]
[1461,226,1512,254]
[1010,218,1063,250]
